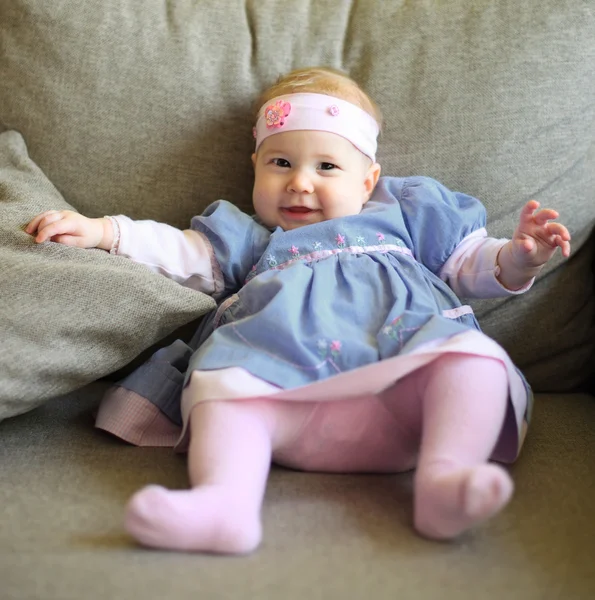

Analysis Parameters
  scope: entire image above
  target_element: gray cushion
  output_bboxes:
[0,131,215,420]
[1,387,594,598]
[0,0,594,393]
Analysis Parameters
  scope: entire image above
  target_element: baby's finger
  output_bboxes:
[35,211,68,236]
[519,200,540,221]
[25,210,61,234]
[34,217,76,243]
[555,236,571,258]
[35,212,64,243]
[533,208,559,226]
[546,222,571,240]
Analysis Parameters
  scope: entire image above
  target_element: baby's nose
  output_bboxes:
[287,170,314,194]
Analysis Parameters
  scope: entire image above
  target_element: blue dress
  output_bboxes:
[186,176,495,388]
[96,175,532,463]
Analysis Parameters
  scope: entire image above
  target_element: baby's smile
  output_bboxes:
[283,206,317,214]
[280,206,322,223]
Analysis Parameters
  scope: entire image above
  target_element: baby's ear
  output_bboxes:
[363,162,381,203]
[251,153,257,169]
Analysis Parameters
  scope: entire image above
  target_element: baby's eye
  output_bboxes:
[272,158,291,168]
[319,162,337,171]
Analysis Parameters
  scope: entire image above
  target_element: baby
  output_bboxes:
[27,67,571,554]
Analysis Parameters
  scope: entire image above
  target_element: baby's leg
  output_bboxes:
[124,392,306,554]
[411,354,513,540]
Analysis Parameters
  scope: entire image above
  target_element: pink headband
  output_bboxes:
[254,93,379,161]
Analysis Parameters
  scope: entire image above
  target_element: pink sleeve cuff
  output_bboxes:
[439,229,534,299]
[104,216,120,254]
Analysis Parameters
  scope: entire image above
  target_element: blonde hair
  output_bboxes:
[254,66,382,131]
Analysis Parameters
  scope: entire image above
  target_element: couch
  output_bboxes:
[1,1,594,598]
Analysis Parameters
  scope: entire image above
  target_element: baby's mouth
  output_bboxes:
[281,206,321,221]
[284,206,314,214]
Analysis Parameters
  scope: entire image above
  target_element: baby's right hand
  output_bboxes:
[25,210,113,250]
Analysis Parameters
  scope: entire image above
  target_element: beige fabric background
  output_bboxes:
[0,0,594,405]
[0,3,594,599]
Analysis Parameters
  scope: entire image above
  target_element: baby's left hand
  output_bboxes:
[510,200,571,269]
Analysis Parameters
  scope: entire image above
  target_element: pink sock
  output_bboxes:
[125,392,279,554]
[414,461,514,540]
[410,354,514,539]
[125,483,262,554]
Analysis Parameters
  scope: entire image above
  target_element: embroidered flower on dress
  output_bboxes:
[317,339,342,359]
[382,315,420,351]
[330,340,342,354]
[313,241,323,250]
[335,233,346,248]
[328,105,340,116]
[382,316,406,340]
[290,245,300,256]
[356,236,366,245]
[266,253,278,267]
[265,100,291,129]
[376,232,385,242]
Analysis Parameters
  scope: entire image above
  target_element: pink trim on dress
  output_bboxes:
[95,331,528,466]
[247,244,413,282]
[442,305,474,319]
[96,387,181,447]
[174,329,528,463]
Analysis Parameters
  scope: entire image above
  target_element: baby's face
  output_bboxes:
[252,130,380,231]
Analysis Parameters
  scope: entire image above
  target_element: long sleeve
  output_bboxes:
[112,215,219,296]
[439,228,534,298]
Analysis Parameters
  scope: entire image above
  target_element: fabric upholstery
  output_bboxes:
[0,1,594,597]
[1,386,594,599]
[1,0,593,400]
[0,131,214,419]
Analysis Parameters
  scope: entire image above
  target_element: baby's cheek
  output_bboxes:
[252,193,278,228]
[252,189,268,213]
[326,195,364,219]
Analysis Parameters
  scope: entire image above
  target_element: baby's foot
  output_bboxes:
[124,484,262,554]
[414,463,513,540]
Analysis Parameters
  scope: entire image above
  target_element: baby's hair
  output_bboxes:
[254,66,382,131]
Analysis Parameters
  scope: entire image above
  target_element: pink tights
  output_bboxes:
[124,354,513,553]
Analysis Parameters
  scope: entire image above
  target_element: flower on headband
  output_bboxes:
[265,100,291,129]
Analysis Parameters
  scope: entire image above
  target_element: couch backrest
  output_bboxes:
[1,0,594,392]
